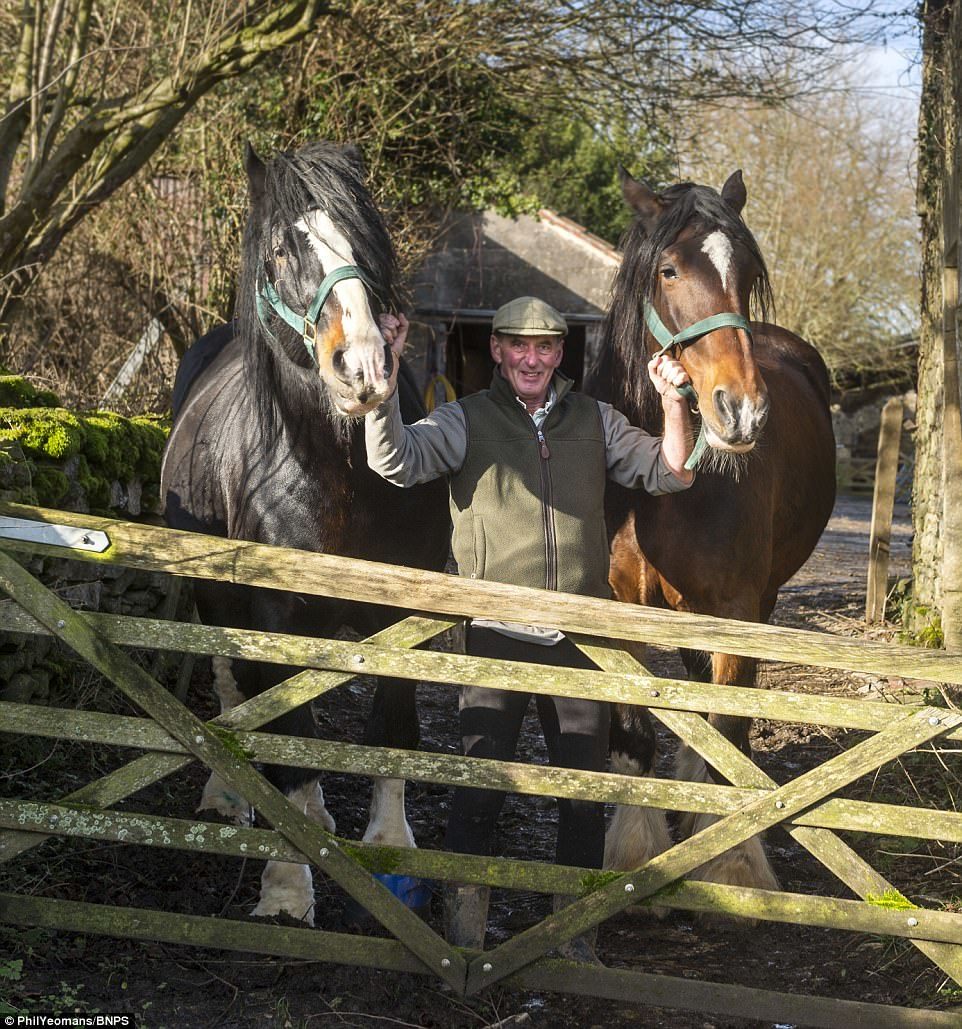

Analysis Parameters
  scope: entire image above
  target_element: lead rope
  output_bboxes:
[643,304,753,472]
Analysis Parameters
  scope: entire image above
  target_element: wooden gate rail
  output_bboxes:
[6,793,962,950]
[5,699,962,846]
[0,611,453,868]
[2,504,962,1025]
[0,603,957,738]
[2,500,962,682]
[572,638,962,993]
[2,893,957,1029]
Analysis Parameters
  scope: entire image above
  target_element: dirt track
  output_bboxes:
[5,491,960,1028]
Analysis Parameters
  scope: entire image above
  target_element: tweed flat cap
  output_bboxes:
[492,296,567,336]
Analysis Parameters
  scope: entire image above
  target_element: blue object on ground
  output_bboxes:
[375,873,433,913]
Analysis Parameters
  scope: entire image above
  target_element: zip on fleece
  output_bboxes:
[535,426,558,590]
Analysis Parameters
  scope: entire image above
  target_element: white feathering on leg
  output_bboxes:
[604,751,672,918]
[674,745,780,907]
[253,781,319,925]
[199,656,250,822]
[363,778,416,847]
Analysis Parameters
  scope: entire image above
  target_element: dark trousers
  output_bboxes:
[443,626,610,869]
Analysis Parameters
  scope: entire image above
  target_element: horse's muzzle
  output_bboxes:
[710,387,770,447]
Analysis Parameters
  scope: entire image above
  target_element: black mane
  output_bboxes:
[235,142,400,435]
[598,182,774,430]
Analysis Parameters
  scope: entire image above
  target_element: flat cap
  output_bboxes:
[492,296,567,336]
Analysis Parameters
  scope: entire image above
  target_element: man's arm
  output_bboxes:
[364,312,467,486]
[601,402,692,494]
[365,392,467,486]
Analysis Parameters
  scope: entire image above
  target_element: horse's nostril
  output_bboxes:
[383,343,394,380]
[331,347,350,381]
[713,387,735,427]
[755,395,771,428]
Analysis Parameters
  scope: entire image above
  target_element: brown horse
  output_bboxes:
[587,169,836,891]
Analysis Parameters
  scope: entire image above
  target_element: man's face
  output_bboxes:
[491,333,564,409]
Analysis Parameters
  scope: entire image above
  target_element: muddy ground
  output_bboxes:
[2,492,961,1028]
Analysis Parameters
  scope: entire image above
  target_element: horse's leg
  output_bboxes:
[675,649,780,894]
[605,688,673,919]
[197,655,252,823]
[361,675,418,848]
[603,523,673,900]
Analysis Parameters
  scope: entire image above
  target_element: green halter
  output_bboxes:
[643,303,753,471]
[256,265,371,365]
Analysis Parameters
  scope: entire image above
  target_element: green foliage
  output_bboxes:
[898,607,944,650]
[0,376,60,409]
[506,113,675,243]
[887,580,946,649]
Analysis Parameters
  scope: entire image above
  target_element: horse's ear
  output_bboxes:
[721,170,747,214]
[341,143,366,175]
[620,167,663,231]
[245,142,268,207]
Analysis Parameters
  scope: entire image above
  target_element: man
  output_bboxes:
[367,297,694,959]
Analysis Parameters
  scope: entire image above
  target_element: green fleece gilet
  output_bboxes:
[450,371,611,598]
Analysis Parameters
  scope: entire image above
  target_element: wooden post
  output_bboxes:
[866,397,904,624]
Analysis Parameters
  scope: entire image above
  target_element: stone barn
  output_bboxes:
[403,209,620,404]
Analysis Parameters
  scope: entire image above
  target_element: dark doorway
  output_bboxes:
[445,321,586,397]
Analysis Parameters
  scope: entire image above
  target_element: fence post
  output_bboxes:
[866,397,904,624]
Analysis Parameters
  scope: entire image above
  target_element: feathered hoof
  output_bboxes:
[604,806,673,919]
[253,861,315,927]
[197,773,251,825]
[304,782,337,833]
[687,837,780,926]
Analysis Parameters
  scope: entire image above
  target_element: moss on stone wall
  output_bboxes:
[0,376,169,513]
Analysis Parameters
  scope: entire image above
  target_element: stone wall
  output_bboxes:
[0,377,174,705]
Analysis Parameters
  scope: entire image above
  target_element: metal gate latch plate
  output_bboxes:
[0,517,111,553]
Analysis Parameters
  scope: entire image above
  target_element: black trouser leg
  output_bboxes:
[535,682,609,869]
[443,676,530,856]
[444,628,607,867]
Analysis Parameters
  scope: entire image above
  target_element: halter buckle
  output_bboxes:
[303,318,318,344]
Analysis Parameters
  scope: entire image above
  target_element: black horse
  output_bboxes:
[161,142,449,924]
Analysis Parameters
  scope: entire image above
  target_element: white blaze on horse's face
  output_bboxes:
[296,209,390,416]
[701,230,734,293]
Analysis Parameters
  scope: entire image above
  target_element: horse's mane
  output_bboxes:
[599,182,774,431]
[235,142,401,436]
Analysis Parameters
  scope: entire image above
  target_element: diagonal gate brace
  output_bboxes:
[573,636,962,988]
[0,550,468,993]
[463,697,962,993]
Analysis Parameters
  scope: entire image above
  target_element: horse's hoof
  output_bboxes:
[250,901,315,928]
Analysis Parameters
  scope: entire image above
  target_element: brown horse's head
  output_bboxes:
[609,169,773,456]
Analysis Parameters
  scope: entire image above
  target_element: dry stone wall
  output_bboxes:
[0,377,174,705]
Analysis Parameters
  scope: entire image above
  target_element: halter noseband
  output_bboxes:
[256,264,371,365]
[643,303,753,471]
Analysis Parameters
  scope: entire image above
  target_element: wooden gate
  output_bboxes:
[1,501,961,1027]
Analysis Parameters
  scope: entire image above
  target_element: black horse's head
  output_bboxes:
[239,141,400,419]
[607,169,775,456]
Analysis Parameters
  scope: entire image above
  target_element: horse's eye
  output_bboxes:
[660,266,677,280]
[274,246,287,260]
